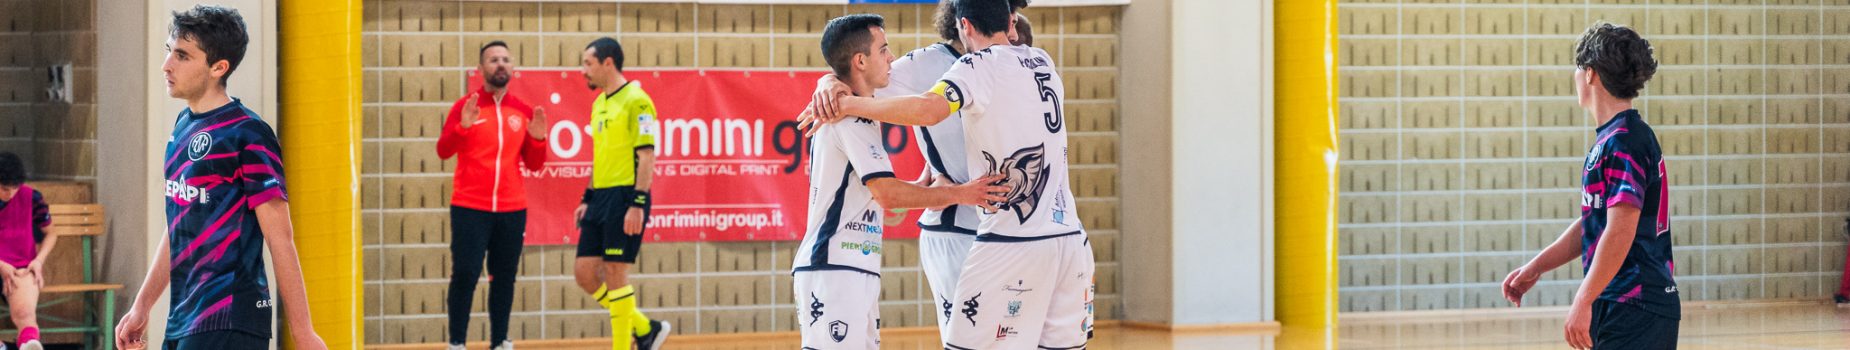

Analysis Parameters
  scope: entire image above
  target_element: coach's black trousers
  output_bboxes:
[448,206,526,345]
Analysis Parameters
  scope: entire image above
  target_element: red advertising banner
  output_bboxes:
[468,70,928,244]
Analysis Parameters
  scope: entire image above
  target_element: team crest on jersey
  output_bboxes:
[984,144,1052,223]
[507,115,523,130]
[187,132,213,161]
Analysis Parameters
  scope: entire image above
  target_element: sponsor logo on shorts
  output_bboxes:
[1003,280,1034,296]
[829,320,849,343]
[961,293,982,326]
[808,293,825,326]
[1665,285,1677,293]
[995,325,1019,341]
[941,296,954,324]
[1005,300,1022,318]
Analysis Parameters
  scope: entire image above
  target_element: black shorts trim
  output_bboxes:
[975,230,1083,243]
[791,264,880,277]
[917,221,978,235]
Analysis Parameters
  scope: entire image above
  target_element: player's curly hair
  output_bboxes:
[1573,22,1656,99]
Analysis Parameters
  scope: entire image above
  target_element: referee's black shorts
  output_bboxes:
[576,186,649,262]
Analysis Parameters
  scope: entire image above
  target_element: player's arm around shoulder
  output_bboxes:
[838,91,956,127]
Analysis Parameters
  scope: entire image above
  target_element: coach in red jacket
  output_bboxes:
[435,40,548,350]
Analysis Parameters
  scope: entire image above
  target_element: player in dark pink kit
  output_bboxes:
[1501,22,1677,350]
[115,5,325,350]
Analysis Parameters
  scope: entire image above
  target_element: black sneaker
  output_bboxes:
[1835,294,1849,306]
[635,320,671,350]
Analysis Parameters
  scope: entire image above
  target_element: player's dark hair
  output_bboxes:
[587,37,625,72]
[169,4,248,87]
[936,0,1027,42]
[1573,22,1656,99]
[821,14,885,80]
[480,40,509,62]
[954,0,1014,37]
[0,152,24,186]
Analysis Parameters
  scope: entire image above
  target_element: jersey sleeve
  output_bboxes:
[836,121,896,184]
[1599,140,1651,210]
[239,123,289,208]
[931,54,991,117]
[633,98,659,149]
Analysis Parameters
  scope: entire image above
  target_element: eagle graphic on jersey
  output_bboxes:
[983,144,1051,224]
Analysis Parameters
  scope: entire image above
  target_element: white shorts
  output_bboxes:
[793,270,881,350]
[920,230,977,341]
[945,233,1095,350]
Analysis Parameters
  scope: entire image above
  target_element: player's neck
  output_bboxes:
[187,89,233,114]
[1587,97,1633,127]
[966,34,1010,53]
[847,75,873,97]
[604,75,629,98]
[944,39,964,55]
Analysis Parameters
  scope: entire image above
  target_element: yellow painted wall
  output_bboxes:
[1275,0,1340,329]
[280,0,365,348]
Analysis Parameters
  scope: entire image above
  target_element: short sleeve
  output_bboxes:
[239,124,288,208]
[933,54,990,117]
[836,121,896,184]
[1600,141,1650,209]
[634,99,658,149]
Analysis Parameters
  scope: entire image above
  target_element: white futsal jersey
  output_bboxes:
[877,42,979,235]
[933,45,1082,240]
[792,117,896,276]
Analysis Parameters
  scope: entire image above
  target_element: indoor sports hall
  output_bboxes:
[0,0,1844,349]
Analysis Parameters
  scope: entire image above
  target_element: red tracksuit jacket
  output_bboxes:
[436,88,548,212]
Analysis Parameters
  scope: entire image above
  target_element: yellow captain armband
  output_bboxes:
[930,80,964,112]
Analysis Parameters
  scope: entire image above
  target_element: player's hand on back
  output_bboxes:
[529,106,549,140]
[928,174,958,211]
[461,93,482,129]
[950,174,1011,212]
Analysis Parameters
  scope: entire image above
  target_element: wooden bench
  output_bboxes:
[0,204,122,350]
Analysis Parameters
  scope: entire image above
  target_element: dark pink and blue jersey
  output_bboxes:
[1579,109,1679,319]
[162,98,285,339]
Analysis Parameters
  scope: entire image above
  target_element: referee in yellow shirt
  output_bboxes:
[572,37,670,350]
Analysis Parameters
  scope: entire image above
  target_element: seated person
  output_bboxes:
[0,152,53,350]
